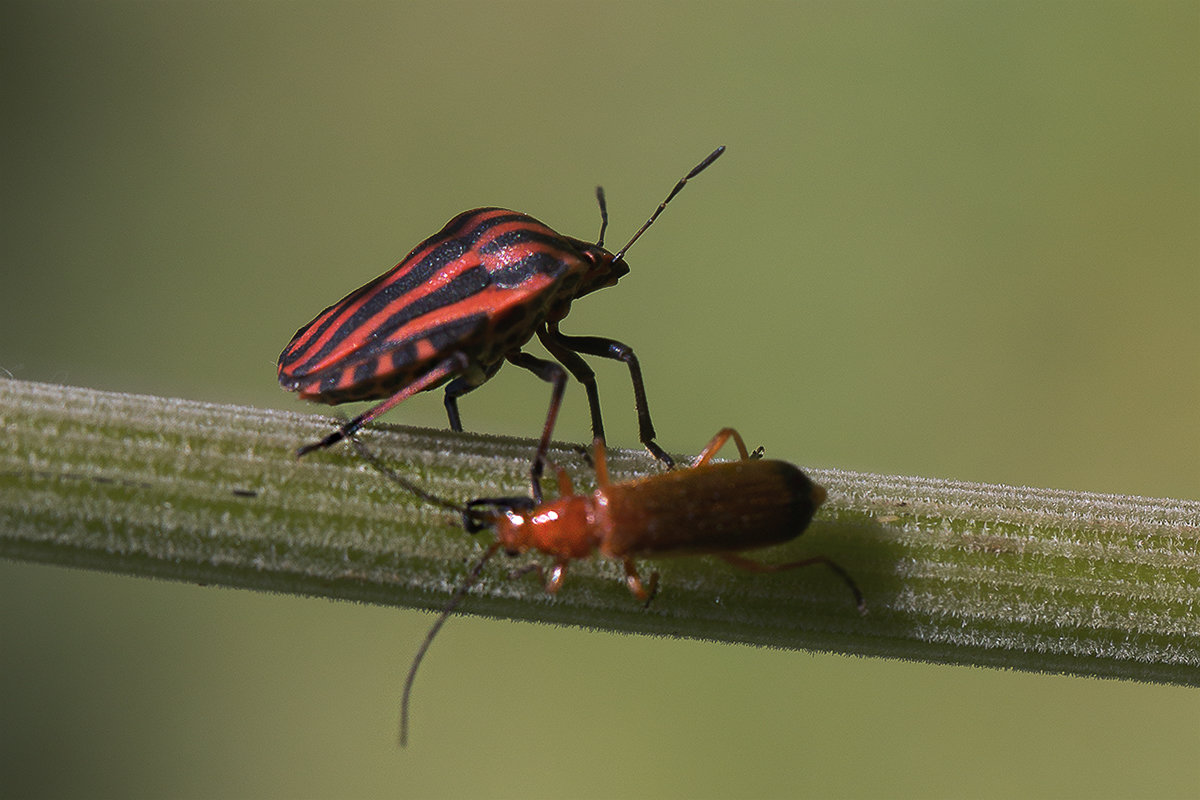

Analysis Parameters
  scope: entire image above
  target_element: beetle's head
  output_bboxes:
[462,496,537,556]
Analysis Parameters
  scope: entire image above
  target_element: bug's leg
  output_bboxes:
[622,558,660,606]
[297,353,469,457]
[442,378,469,432]
[691,427,752,468]
[717,553,867,615]
[537,326,606,449]
[542,321,674,469]
[442,360,502,432]
[505,351,569,504]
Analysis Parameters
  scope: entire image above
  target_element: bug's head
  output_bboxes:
[565,235,632,297]
[568,146,725,301]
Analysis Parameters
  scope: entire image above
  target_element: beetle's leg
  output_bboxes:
[296,353,469,457]
[442,360,502,432]
[590,436,611,487]
[717,553,867,615]
[505,351,569,504]
[546,562,569,593]
[507,562,542,581]
[510,561,569,593]
[537,326,606,449]
[542,321,674,469]
[544,455,575,498]
[691,427,752,468]
[623,558,660,606]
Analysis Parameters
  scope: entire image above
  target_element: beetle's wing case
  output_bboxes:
[277,208,590,404]
[597,460,825,558]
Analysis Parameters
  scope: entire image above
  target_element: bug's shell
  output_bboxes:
[277,208,628,405]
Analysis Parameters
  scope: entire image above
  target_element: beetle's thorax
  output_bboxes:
[493,494,598,560]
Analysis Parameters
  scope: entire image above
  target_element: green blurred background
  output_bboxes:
[2,2,1197,797]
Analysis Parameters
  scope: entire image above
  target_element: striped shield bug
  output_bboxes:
[279,147,725,501]
[348,428,865,746]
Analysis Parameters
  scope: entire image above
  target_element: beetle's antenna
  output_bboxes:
[347,433,492,529]
[345,433,508,745]
[400,540,502,747]
[594,186,609,248]
[613,145,725,261]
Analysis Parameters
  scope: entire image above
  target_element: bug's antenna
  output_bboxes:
[399,540,502,747]
[594,186,609,248]
[613,145,725,261]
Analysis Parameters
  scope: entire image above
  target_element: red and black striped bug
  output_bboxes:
[349,428,865,746]
[280,147,725,501]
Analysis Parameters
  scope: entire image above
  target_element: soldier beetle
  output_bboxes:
[349,428,865,746]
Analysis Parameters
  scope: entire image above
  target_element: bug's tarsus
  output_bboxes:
[296,425,354,458]
[613,145,726,261]
[399,540,503,748]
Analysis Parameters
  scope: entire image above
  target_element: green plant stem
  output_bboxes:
[2,378,1197,684]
